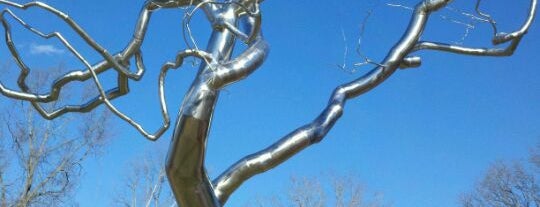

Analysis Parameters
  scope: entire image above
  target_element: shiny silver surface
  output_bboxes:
[212,0,537,204]
[0,0,535,206]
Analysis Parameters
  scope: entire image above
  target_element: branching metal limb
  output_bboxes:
[0,0,532,206]
[0,0,219,141]
[30,75,131,120]
[179,0,265,87]
[213,0,455,204]
[413,0,537,56]
[88,49,213,141]
[164,0,265,205]
[413,39,522,56]
[149,0,197,8]
[0,0,147,79]
[0,8,131,101]
[236,1,262,44]
[492,0,537,45]
[208,36,269,89]
[0,9,137,121]
[202,1,266,89]
[0,0,215,140]
[0,1,162,119]
[181,0,261,56]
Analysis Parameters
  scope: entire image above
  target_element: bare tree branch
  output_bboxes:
[0,71,113,206]
[114,149,174,207]
[461,161,540,207]
[251,174,388,207]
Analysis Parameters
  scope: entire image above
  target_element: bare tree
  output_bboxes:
[460,143,540,207]
[461,161,540,207]
[0,70,112,206]
[287,176,326,207]
[530,144,540,170]
[249,174,389,207]
[0,0,536,206]
[114,150,176,207]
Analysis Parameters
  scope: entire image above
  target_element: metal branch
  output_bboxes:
[213,0,536,204]
[86,48,212,141]
[413,0,537,56]
[209,35,269,89]
[212,0,452,203]
[0,0,144,79]
[0,1,158,119]
[0,9,131,119]
[182,0,261,54]
[0,0,535,206]
[0,1,209,140]
[165,1,265,206]
[474,0,498,36]
[492,0,537,44]
[413,39,522,56]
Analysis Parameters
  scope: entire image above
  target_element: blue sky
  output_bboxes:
[0,0,539,206]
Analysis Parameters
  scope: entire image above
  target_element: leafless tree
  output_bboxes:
[287,176,326,207]
[529,144,540,170]
[250,174,389,207]
[461,142,540,207]
[461,161,540,207]
[0,70,112,206]
[114,149,176,207]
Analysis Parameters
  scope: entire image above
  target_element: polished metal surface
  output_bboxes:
[211,0,537,204]
[0,0,535,206]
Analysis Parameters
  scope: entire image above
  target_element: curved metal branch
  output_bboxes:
[475,0,498,36]
[205,11,267,90]
[0,1,158,119]
[0,0,146,79]
[0,2,187,141]
[0,0,217,141]
[208,36,269,89]
[182,0,261,53]
[414,0,536,56]
[80,45,213,141]
[0,8,135,100]
[0,0,263,141]
[212,0,453,203]
[98,49,213,141]
[149,0,203,8]
[214,0,537,203]
[413,39,522,56]
[491,0,537,45]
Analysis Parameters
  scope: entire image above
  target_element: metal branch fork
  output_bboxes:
[0,0,536,206]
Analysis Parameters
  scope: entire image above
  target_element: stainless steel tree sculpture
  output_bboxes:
[0,0,536,206]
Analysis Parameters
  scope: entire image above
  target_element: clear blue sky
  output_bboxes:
[0,0,539,206]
